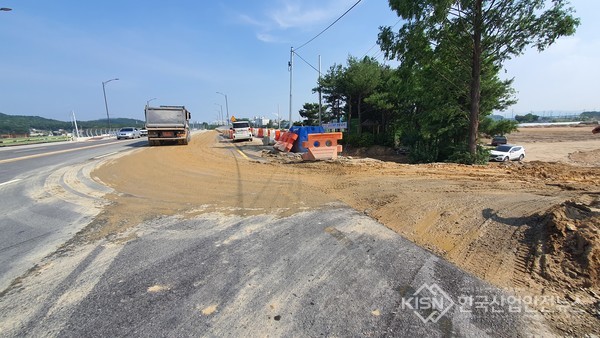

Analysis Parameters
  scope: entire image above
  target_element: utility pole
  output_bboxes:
[318,54,322,126]
[288,47,294,129]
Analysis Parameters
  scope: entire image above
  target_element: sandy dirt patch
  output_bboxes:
[486,125,600,163]
[92,127,600,336]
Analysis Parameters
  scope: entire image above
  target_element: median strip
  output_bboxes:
[0,142,118,164]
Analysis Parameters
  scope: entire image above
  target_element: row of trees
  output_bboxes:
[0,113,145,135]
[299,0,578,163]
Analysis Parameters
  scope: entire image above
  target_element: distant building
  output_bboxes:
[253,117,270,127]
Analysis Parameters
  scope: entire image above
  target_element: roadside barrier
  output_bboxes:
[301,132,343,161]
[289,126,325,153]
[262,129,277,146]
[273,132,298,152]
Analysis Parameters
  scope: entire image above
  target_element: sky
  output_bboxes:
[0,0,598,124]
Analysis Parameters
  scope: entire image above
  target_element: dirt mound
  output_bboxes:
[503,161,600,188]
[534,199,600,289]
[570,149,600,166]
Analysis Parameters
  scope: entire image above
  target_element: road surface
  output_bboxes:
[0,138,146,291]
[0,132,556,336]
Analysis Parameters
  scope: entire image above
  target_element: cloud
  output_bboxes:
[238,13,269,29]
[268,2,332,29]
[238,0,354,43]
[257,33,279,43]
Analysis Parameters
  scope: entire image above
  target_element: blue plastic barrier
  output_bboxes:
[289,126,325,153]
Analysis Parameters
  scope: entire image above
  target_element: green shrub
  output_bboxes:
[358,132,375,147]
[446,144,490,165]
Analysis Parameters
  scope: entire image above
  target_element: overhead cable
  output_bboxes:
[295,0,363,51]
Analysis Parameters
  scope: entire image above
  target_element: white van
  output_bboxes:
[231,121,253,142]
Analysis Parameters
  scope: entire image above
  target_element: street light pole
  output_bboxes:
[216,92,229,124]
[214,103,223,125]
[146,97,157,108]
[102,78,119,133]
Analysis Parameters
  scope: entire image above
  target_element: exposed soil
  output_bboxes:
[92,126,600,336]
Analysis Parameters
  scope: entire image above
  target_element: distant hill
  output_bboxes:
[581,111,600,120]
[0,113,144,134]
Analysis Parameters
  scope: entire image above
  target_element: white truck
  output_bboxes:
[145,105,191,146]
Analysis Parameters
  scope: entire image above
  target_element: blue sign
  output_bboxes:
[322,122,347,130]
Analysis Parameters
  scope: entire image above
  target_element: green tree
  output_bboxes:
[371,24,515,162]
[479,117,519,137]
[299,103,326,126]
[379,0,579,155]
[318,64,348,124]
[514,113,540,123]
[345,56,381,135]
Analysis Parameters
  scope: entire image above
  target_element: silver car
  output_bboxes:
[117,127,141,140]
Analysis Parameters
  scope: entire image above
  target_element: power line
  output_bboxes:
[295,0,363,51]
[293,50,320,74]
[363,18,402,59]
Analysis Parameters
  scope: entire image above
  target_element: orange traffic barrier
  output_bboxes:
[301,132,343,161]
[229,130,233,139]
[257,128,264,138]
[273,132,298,152]
[275,130,281,141]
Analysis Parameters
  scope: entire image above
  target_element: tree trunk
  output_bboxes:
[468,0,483,155]
[357,94,362,136]
[347,95,352,134]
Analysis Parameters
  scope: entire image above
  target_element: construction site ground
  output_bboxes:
[93,125,600,336]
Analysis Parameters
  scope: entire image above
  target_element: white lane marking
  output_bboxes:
[0,179,22,187]
[0,141,119,164]
[93,152,119,159]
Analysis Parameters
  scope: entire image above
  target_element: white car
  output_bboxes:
[230,121,253,142]
[116,127,141,140]
[490,145,525,162]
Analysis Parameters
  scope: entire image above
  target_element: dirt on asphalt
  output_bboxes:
[92,125,600,336]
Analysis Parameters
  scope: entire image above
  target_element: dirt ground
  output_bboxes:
[92,125,600,336]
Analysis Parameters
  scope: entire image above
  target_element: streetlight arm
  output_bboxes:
[216,92,230,123]
[102,78,119,133]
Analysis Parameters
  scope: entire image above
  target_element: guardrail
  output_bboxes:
[0,136,70,147]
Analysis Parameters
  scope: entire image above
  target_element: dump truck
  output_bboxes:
[145,105,191,146]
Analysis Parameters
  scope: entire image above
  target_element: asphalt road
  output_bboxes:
[1,207,551,337]
[0,137,147,291]
[0,135,553,336]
